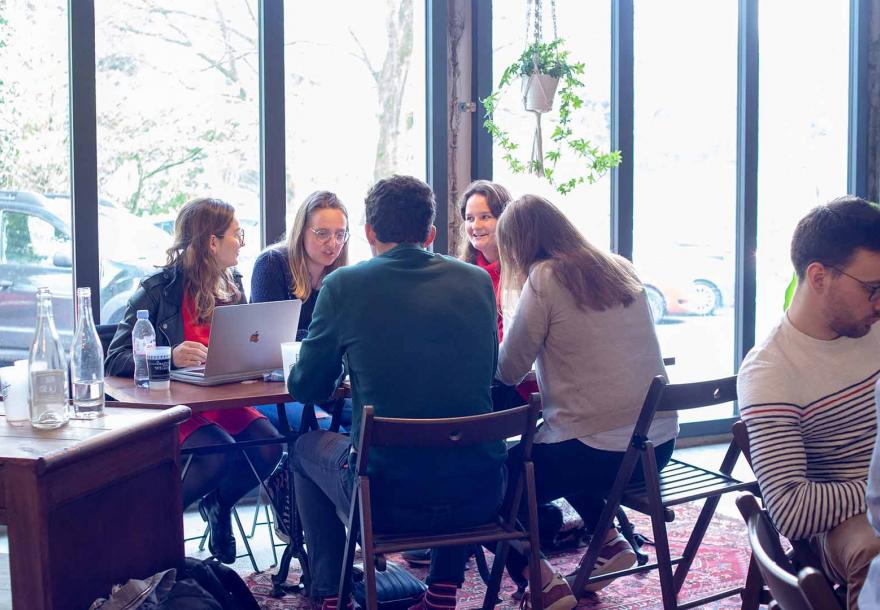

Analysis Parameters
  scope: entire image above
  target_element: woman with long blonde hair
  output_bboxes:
[494,195,677,604]
[106,197,282,564]
[250,191,351,430]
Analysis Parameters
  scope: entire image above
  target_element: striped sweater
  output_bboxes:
[738,315,879,541]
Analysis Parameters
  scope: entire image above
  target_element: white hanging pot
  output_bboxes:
[521,72,559,113]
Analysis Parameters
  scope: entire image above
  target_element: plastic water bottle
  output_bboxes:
[132,310,156,389]
[28,287,69,429]
[70,287,105,419]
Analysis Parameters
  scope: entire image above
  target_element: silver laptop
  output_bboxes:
[170,300,302,386]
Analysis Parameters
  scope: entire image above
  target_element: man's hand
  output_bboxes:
[173,341,208,368]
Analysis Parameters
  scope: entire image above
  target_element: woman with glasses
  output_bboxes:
[492,194,677,605]
[105,197,283,565]
[251,191,351,431]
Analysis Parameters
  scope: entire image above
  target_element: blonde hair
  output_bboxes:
[496,195,643,311]
[281,191,349,301]
[456,180,512,264]
[165,197,241,323]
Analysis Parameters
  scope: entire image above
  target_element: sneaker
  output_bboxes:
[402,548,432,567]
[584,531,637,592]
[521,572,577,610]
[265,453,291,544]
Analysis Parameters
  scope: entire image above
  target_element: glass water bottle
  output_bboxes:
[28,287,69,429]
[70,287,105,418]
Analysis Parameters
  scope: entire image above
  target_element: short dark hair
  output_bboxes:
[365,175,436,243]
[791,195,880,280]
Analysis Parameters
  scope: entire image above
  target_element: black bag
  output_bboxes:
[352,561,428,610]
[178,558,260,610]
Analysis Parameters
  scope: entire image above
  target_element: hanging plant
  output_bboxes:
[481,1,621,195]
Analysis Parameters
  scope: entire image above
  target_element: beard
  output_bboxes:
[826,294,878,338]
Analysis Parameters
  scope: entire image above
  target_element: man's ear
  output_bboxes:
[805,261,831,293]
[365,224,378,246]
[422,225,437,248]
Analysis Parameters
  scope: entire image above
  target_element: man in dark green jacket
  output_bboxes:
[289,175,506,610]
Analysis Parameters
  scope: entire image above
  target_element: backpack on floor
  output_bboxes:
[352,561,428,610]
[178,558,260,610]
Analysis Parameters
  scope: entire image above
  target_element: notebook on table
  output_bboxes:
[170,299,302,386]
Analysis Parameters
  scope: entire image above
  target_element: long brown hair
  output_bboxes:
[281,191,349,301]
[496,195,643,311]
[165,197,241,323]
[457,180,512,264]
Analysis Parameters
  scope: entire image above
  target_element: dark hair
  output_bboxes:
[497,194,642,311]
[457,180,512,263]
[365,175,436,244]
[791,196,880,280]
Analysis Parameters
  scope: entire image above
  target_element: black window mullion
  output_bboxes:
[471,0,493,181]
[610,0,634,261]
[259,0,286,248]
[734,0,759,379]
[68,0,100,320]
[848,0,868,198]
[427,0,449,254]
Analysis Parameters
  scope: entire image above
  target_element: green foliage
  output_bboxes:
[481,38,621,195]
[783,272,797,311]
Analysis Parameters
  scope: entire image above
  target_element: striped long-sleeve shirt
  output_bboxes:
[738,315,879,541]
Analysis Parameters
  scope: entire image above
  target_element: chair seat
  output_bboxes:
[623,458,759,515]
[372,522,523,555]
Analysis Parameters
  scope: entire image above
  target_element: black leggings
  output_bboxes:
[180,418,284,510]
[504,437,676,576]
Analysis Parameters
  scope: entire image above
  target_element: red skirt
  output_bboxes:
[179,406,266,443]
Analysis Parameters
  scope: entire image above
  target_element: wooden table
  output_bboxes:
[0,405,191,610]
[104,376,292,412]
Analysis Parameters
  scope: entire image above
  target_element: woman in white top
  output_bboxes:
[496,194,678,599]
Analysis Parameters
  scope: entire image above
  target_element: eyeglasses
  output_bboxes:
[830,266,880,301]
[216,228,245,245]
[310,227,350,245]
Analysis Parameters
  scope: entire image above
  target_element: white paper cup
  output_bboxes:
[1,362,30,425]
[281,341,302,379]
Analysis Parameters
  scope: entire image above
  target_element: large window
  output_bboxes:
[95,0,262,318]
[284,1,427,263]
[632,0,738,423]
[755,0,850,341]
[0,1,72,363]
[491,0,612,251]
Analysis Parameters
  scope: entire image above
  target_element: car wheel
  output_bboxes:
[645,286,666,323]
[690,280,722,316]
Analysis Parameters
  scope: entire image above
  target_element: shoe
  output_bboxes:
[198,490,236,564]
[265,454,291,544]
[402,548,432,567]
[521,572,577,610]
[584,531,637,592]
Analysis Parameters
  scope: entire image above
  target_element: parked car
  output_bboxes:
[0,190,170,363]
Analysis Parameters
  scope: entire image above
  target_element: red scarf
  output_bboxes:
[474,251,503,340]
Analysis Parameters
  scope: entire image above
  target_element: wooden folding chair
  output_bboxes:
[736,493,842,610]
[338,401,543,610]
[569,375,760,609]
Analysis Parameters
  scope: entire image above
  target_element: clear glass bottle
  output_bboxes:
[28,287,69,429]
[70,287,105,418]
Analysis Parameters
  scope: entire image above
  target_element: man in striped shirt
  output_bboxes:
[739,196,880,609]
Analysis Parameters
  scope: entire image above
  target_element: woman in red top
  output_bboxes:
[458,180,537,409]
[106,197,282,564]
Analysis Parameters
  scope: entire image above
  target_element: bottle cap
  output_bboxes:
[136,310,149,320]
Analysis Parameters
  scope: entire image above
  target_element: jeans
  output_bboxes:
[504,437,676,576]
[256,399,352,434]
[292,430,506,598]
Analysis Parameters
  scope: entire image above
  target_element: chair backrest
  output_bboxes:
[736,493,841,610]
[731,420,752,464]
[355,401,540,476]
[96,323,119,358]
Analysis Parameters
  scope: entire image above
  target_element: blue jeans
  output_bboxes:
[256,399,352,433]
[292,430,505,598]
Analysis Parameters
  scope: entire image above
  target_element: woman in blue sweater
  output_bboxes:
[251,191,351,430]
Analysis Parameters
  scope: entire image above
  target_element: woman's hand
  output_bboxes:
[173,341,209,368]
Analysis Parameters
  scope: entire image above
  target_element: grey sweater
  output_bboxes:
[497,261,674,445]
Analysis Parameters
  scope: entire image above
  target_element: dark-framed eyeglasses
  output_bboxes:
[310,227,350,245]
[216,228,245,245]
[830,266,880,301]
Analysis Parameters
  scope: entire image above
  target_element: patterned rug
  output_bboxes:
[244,501,751,609]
